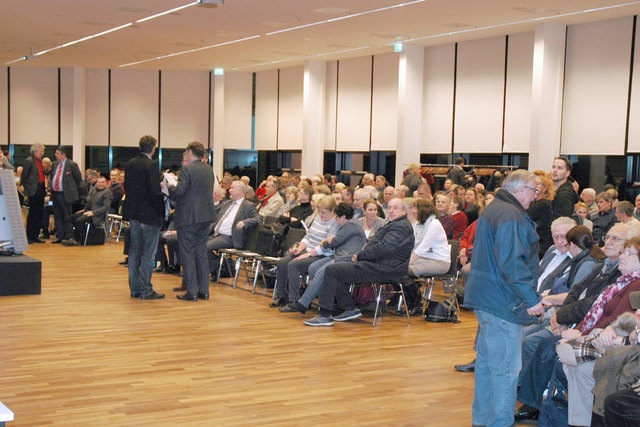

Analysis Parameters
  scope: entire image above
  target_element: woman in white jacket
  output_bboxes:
[407,198,451,277]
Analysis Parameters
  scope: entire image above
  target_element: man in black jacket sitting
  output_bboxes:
[303,198,414,326]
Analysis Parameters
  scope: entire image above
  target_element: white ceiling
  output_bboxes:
[3,0,640,72]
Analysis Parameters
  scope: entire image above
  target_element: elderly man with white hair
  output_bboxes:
[581,187,598,218]
[352,188,369,219]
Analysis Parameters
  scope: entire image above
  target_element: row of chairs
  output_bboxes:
[213,224,461,327]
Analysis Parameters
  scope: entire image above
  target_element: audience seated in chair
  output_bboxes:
[64,176,112,246]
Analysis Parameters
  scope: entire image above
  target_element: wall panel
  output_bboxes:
[422,44,455,154]
[625,19,640,152]
[324,61,338,150]
[504,32,534,153]
[85,68,109,146]
[454,37,506,153]
[278,66,304,150]
[223,71,252,149]
[0,67,8,146]
[336,56,372,152]
[59,68,74,147]
[561,17,632,155]
[254,69,278,150]
[10,67,58,145]
[160,70,209,149]
[371,53,398,151]
[111,69,158,147]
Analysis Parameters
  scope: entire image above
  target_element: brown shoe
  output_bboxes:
[173,285,187,292]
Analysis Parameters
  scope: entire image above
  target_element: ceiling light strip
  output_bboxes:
[5,1,197,65]
[265,0,427,36]
[136,1,198,23]
[119,35,261,67]
[232,46,373,70]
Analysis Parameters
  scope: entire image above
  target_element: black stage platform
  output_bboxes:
[0,254,41,295]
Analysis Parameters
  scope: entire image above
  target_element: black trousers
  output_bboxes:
[178,222,211,296]
[26,183,45,241]
[52,191,74,240]
[603,388,640,426]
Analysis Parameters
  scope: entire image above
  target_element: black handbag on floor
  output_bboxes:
[424,294,459,323]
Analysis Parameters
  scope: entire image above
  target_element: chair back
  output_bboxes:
[242,226,261,252]
[447,240,460,276]
[281,227,306,255]
[263,215,279,225]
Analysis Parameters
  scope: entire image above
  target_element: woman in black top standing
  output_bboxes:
[528,170,555,258]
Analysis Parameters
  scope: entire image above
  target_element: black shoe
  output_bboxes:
[28,238,45,244]
[269,297,286,308]
[130,293,140,298]
[177,293,197,301]
[396,306,423,317]
[280,302,307,314]
[197,293,209,300]
[454,359,476,372]
[514,404,539,422]
[119,258,129,265]
[173,285,187,292]
[263,267,277,277]
[153,265,164,273]
[62,238,80,246]
[51,239,64,244]
[140,291,165,300]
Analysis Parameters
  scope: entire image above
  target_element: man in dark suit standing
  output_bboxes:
[21,143,46,244]
[164,142,215,301]
[122,135,165,300]
[51,145,83,245]
[206,180,262,275]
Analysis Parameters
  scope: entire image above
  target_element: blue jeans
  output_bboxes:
[298,257,334,308]
[128,220,161,297]
[518,322,552,389]
[473,310,523,427]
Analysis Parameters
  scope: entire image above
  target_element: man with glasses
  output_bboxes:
[464,169,545,426]
[514,223,635,422]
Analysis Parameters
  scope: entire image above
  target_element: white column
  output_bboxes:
[212,74,225,180]
[71,66,86,172]
[302,60,325,176]
[395,45,424,187]
[529,23,566,171]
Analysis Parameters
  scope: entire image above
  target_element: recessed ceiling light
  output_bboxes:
[313,7,350,15]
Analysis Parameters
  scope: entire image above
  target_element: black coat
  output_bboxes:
[122,153,164,227]
[356,216,414,277]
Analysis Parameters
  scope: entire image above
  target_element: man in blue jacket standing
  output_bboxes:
[464,169,545,427]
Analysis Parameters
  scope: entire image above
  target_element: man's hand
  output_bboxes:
[85,211,94,217]
[561,328,582,341]
[351,254,358,263]
[236,221,245,230]
[526,301,545,316]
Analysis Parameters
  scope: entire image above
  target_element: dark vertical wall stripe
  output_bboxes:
[451,43,458,154]
[7,67,10,150]
[276,69,280,150]
[208,71,212,151]
[501,36,509,152]
[157,70,162,147]
[559,26,569,150]
[108,69,111,147]
[369,56,374,151]
[335,61,340,150]
[625,15,637,155]
[57,68,61,146]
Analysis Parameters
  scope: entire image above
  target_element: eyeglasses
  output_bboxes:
[623,249,639,257]
[604,235,625,242]
[523,185,539,194]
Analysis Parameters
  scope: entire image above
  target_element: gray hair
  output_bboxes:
[354,188,369,199]
[232,180,246,193]
[581,188,596,198]
[363,185,378,200]
[30,143,44,154]
[502,169,536,195]
[551,216,577,232]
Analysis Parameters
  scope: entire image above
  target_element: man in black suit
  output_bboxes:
[206,180,262,275]
[165,142,215,301]
[122,136,165,300]
[51,145,83,245]
[21,143,46,244]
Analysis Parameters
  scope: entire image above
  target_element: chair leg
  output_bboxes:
[232,256,242,289]
[372,284,383,327]
[272,277,278,299]
[427,278,435,300]
[216,253,225,283]
[398,283,411,326]
[252,260,262,294]
[83,223,91,246]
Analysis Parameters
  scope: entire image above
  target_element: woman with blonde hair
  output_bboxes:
[528,170,555,257]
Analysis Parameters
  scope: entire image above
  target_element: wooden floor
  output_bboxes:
[0,239,478,426]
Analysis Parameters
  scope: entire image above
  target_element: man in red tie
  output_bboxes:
[51,146,83,245]
[20,143,47,244]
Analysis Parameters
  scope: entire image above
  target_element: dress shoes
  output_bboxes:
[280,302,307,313]
[140,291,165,300]
[173,285,187,292]
[514,404,539,422]
[51,239,64,244]
[197,293,209,300]
[130,293,141,298]
[28,238,45,244]
[454,359,476,372]
[269,297,286,308]
[177,293,198,301]
[62,238,80,246]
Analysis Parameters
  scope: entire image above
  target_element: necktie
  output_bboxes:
[214,202,234,235]
[54,164,63,192]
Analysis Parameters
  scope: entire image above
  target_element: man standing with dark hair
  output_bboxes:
[447,156,467,186]
[164,141,215,301]
[551,156,578,218]
[123,135,165,299]
[51,145,83,245]
[464,169,545,426]
[21,143,46,244]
